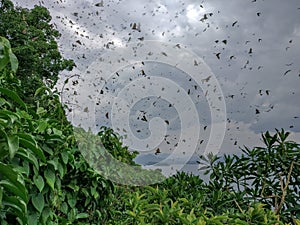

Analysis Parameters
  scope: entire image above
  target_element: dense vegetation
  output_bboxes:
[0,1,299,224]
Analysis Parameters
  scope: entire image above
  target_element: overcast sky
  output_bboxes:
[12,0,300,173]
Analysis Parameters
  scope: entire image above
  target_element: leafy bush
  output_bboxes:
[106,182,283,225]
[198,130,300,223]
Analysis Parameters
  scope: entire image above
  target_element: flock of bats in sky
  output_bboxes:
[39,0,300,155]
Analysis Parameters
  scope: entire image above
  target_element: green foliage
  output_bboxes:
[99,130,299,224]
[98,126,139,165]
[0,34,28,225]
[106,181,283,225]
[0,0,75,98]
[198,130,300,223]
[75,127,165,186]
[0,36,18,72]
[0,36,115,225]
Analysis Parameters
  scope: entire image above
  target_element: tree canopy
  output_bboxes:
[0,0,74,98]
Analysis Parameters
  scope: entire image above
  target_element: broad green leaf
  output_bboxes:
[0,36,18,72]
[41,144,53,155]
[33,175,44,192]
[0,162,28,203]
[68,208,77,222]
[32,193,44,213]
[0,37,9,71]
[57,161,65,178]
[7,135,19,159]
[16,148,39,170]
[60,202,68,214]
[20,160,30,177]
[0,55,9,71]
[8,51,18,73]
[18,133,46,162]
[0,36,11,50]
[61,151,69,164]
[76,213,89,219]
[28,212,39,225]
[17,133,37,145]
[47,159,59,170]
[67,196,77,208]
[0,180,28,203]
[0,88,27,111]
[41,207,52,224]
[44,169,55,190]
[46,135,65,144]
[52,127,62,136]
[36,119,48,133]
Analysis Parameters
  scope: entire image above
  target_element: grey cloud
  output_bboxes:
[11,0,300,155]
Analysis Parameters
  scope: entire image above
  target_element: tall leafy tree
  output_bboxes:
[0,0,74,98]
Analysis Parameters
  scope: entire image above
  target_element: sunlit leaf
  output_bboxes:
[0,88,27,111]
[33,175,45,193]
[44,169,55,190]
[7,135,19,159]
[32,193,45,213]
